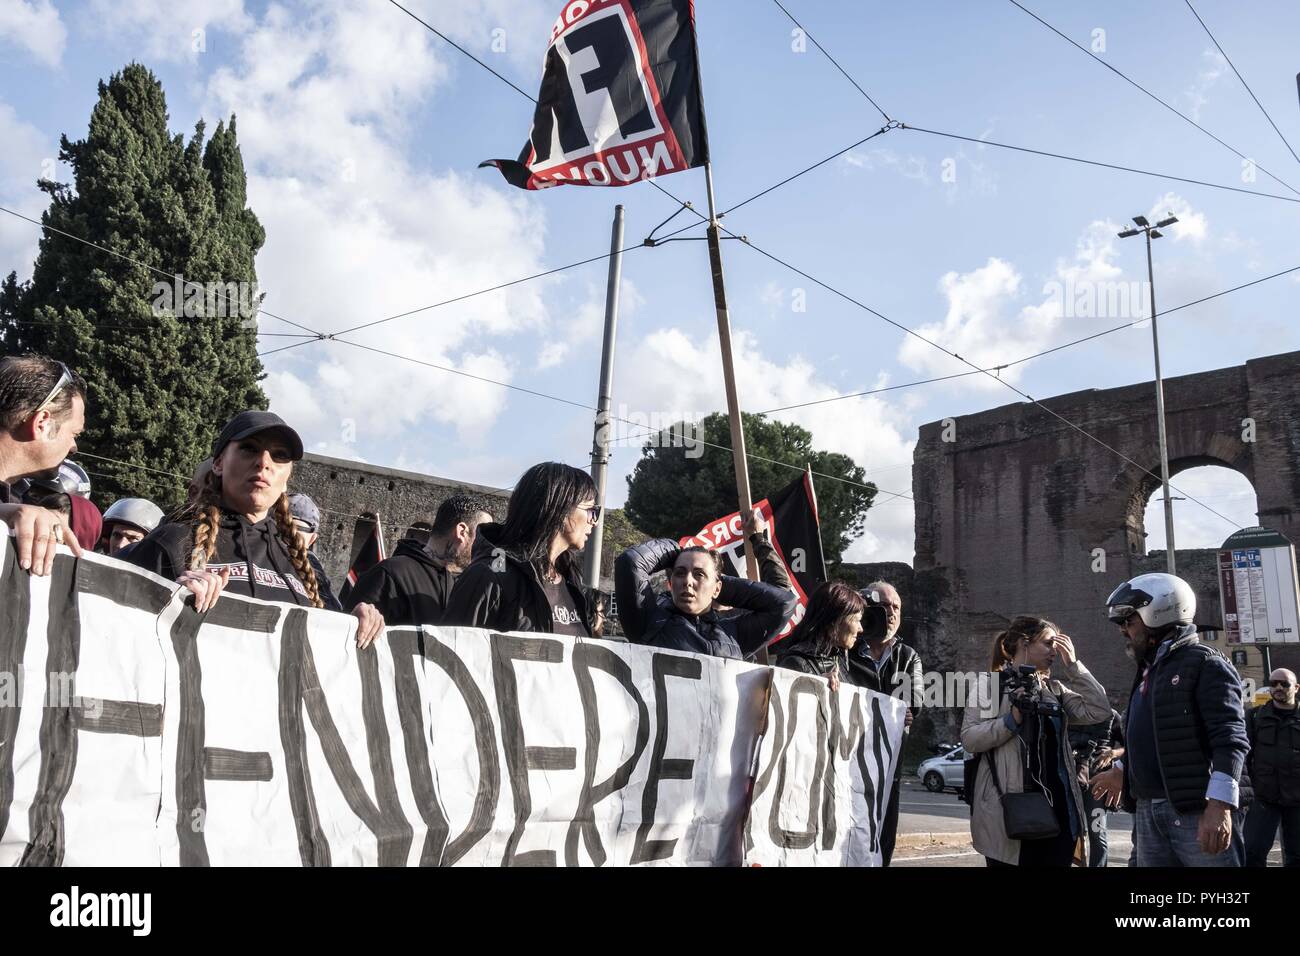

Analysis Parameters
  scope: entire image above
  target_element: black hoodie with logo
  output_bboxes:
[124,510,314,606]
[343,536,455,625]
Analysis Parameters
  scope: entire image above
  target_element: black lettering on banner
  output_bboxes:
[767,675,827,851]
[565,642,650,866]
[172,592,282,866]
[630,652,701,864]
[562,14,654,138]
[870,697,894,850]
[743,682,785,857]
[278,609,330,865]
[280,609,413,866]
[75,699,164,736]
[823,692,871,850]
[491,634,577,867]
[20,556,82,866]
[203,748,273,782]
[388,628,501,866]
[0,535,32,845]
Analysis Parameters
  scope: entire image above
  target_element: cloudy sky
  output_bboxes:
[2,0,1297,561]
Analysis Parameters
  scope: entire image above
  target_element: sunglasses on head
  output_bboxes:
[34,361,73,416]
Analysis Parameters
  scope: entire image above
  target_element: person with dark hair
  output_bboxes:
[1069,708,1125,867]
[963,615,1110,867]
[774,582,865,686]
[347,494,494,626]
[442,464,597,635]
[614,534,798,660]
[0,354,88,573]
[123,411,384,647]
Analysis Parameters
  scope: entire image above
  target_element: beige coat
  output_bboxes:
[961,659,1111,865]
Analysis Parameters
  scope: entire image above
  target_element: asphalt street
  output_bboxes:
[892,777,1281,867]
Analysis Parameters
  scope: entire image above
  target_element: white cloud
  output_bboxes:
[192,2,573,459]
[611,326,918,562]
[1148,192,1209,244]
[1142,466,1258,553]
[0,100,54,280]
[1183,48,1228,123]
[0,0,66,67]
[86,0,250,62]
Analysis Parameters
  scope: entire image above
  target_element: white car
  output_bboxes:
[918,745,967,794]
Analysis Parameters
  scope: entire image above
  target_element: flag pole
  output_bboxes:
[805,463,830,582]
[583,204,625,590]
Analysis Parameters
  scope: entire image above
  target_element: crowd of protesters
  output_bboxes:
[2,352,1295,868]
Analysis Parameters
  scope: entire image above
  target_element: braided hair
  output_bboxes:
[183,471,323,608]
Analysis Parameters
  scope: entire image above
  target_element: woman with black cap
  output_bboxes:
[124,410,384,646]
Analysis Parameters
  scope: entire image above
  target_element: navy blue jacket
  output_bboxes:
[614,538,797,661]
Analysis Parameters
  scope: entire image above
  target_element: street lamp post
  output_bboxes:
[1119,214,1180,575]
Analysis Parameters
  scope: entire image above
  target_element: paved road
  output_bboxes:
[893,777,1280,867]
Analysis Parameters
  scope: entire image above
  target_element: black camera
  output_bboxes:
[860,588,891,643]
[1003,665,1062,718]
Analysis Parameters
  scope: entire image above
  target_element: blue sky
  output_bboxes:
[2,0,1297,561]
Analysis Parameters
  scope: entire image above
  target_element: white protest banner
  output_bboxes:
[744,667,906,866]
[0,534,903,866]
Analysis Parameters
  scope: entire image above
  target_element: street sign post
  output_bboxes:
[1218,527,1300,645]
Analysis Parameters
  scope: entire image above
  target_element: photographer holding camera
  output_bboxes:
[845,581,922,865]
[962,616,1111,867]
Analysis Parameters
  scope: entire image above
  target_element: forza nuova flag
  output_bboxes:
[678,473,827,642]
[337,514,386,605]
[480,0,708,189]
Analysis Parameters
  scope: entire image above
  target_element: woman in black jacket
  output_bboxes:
[614,537,798,661]
[774,582,865,689]
[441,462,598,636]
[124,411,384,647]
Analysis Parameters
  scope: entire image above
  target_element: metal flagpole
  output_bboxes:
[583,204,625,590]
[805,463,830,583]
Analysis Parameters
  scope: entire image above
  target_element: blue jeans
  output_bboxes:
[1243,800,1300,867]
[1082,788,1109,867]
[1135,798,1243,867]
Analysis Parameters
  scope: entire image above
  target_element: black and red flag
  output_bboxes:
[337,514,387,606]
[678,473,828,643]
[480,0,708,189]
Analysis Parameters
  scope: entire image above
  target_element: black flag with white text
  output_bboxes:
[480,0,708,189]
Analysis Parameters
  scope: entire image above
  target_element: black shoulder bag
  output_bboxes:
[984,741,1060,841]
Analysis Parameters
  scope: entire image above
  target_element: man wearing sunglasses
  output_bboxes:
[1089,572,1248,866]
[0,354,88,575]
[1244,668,1300,866]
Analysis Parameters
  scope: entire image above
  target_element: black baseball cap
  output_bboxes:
[211,411,304,461]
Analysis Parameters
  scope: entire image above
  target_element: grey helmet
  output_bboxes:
[1106,573,1196,630]
[102,497,164,535]
[57,460,92,498]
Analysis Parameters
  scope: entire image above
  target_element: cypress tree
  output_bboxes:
[1,63,267,508]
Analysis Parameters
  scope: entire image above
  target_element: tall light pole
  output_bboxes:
[1119,214,1179,574]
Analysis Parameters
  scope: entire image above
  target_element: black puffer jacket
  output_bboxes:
[441,523,594,635]
[614,538,798,661]
[1122,624,1249,814]
[344,537,454,625]
[125,510,313,606]
[774,639,844,678]
[1248,701,1300,806]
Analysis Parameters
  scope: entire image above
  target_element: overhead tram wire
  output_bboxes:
[901,127,1300,205]
[0,204,326,339]
[769,0,892,123]
[1005,0,1300,199]
[754,262,1300,415]
[1184,0,1300,169]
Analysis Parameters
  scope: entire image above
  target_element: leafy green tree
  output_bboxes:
[0,63,267,508]
[624,412,876,563]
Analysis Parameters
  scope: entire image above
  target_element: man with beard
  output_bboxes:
[1244,668,1300,866]
[344,494,493,626]
[0,355,87,574]
[1089,573,1248,866]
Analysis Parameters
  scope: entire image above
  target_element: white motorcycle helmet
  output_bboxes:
[1106,573,1196,630]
